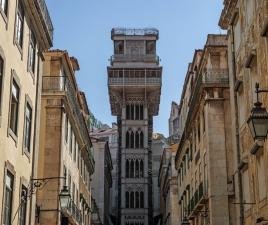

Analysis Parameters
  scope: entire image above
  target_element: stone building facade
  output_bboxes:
[219,0,268,224]
[107,28,162,225]
[158,144,179,225]
[89,124,119,224]
[174,34,234,225]
[151,133,167,224]
[90,133,113,225]
[168,102,180,144]
[0,0,53,225]
[37,50,94,225]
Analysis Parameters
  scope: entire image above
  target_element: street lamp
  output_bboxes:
[59,172,71,210]
[247,83,268,140]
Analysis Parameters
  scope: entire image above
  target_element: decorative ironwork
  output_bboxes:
[42,76,95,171]
[111,28,159,38]
[110,54,160,65]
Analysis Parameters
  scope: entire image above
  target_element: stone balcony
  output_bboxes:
[42,76,95,172]
[24,0,53,48]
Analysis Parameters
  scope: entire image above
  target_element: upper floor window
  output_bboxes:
[0,56,3,112]
[24,102,32,152]
[15,0,24,48]
[19,186,27,225]
[3,171,14,225]
[114,40,124,54]
[65,115,68,142]
[28,30,36,74]
[10,80,20,135]
[146,41,156,54]
[0,0,8,16]
[126,104,143,120]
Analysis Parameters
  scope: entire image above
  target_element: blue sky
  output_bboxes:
[46,0,224,137]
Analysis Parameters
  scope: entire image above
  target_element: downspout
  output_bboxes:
[230,23,244,225]
[29,50,42,225]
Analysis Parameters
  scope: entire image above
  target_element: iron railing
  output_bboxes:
[42,76,95,169]
[187,182,206,214]
[108,77,161,86]
[111,28,159,37]
[110,54,159,64]
[66,200,82,224]
[35,0,54,42]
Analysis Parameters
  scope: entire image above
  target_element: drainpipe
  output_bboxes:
[230,22,244,225]
[29,50,42,225]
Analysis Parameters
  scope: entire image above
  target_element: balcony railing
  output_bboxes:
[202,69,229,85]
[42,76,95,170]
[110,54,159,64]
[187,182,207,215]
[66,200,82,225]
[36,0,54,43]
[108,77,161,86]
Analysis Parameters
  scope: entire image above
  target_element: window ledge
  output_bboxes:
[23,148,31,161]
[8,128,18,146]
[0,8,8,28]
[14,41,23,60]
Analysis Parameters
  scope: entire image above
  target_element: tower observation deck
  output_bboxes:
[107,28,162,225]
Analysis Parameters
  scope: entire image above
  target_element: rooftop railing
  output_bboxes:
[111,28,159,38]
[42,76,95,170]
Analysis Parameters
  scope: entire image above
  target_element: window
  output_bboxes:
[146,41,156,54]
[70,129,72,154]
[10,80,20,135]
[257,153,267,200]
[0,0,8,16]
[139,160,144,178]
[15,0,24,48]
[125,192,129,208]
[135,192,139,208]
[140,192,144,208]
[3,171,14,225]
[65,115,68,142]
[126,160,129,178]
[24,102,32,152]
[0,56,3,112]
[19,186,27,225]
[28,30,36,73]
[114,40,124,54]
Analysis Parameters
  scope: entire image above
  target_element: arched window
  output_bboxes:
[135,131,140,149]
[135,160,139,178]
[130,131,134,148]
[130,192,134,208]
[126,131,130,148]
[139,131,144,148]
[126,160,129,178]
[135,191,139,208]
[139,160,144,178]
[140,192,144,208]
[130,160,134,178]
[126,192,129,208]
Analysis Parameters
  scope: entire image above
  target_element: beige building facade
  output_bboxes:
[158,144,179,225]
[37,50,94,225]
[174,34,235,225]
[0,0,53,225]
[219,0,268,224]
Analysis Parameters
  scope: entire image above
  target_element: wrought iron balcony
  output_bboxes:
[42,76,95,171]
[64,200,82,225]
[110,54,159,65]
[187,182,207,216]
[36,0,53,42]
[24,0,53,47]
